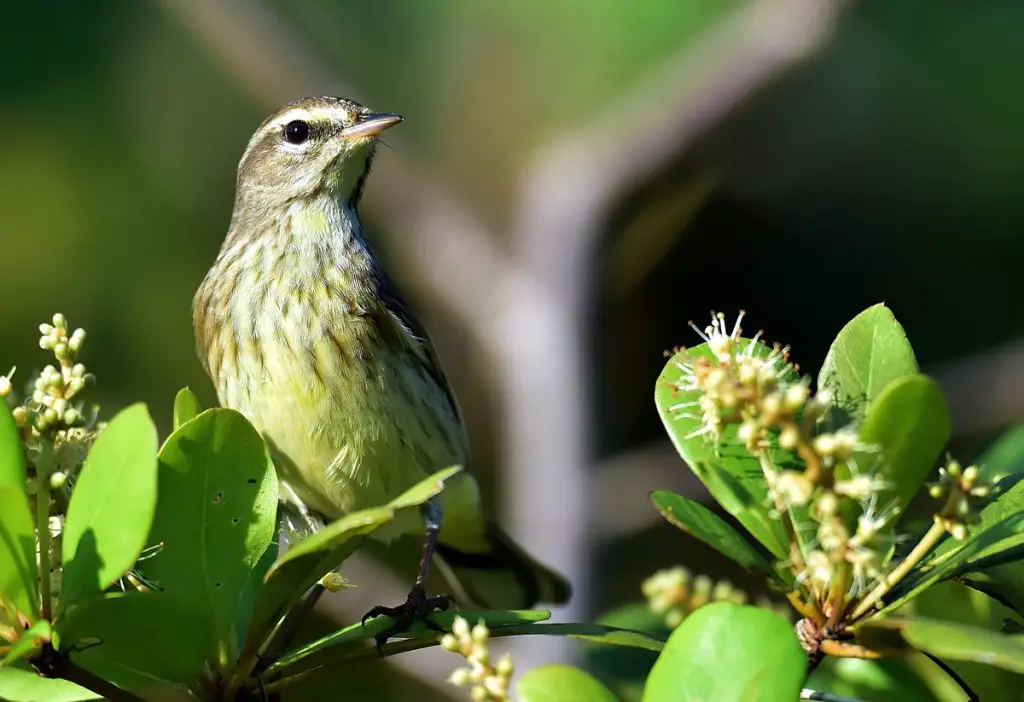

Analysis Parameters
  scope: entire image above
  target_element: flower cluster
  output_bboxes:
[442,617,513,701]
[928,459,990,541]
[667,311,1000,645]
[642,566,747,628]
[2,314,103,615]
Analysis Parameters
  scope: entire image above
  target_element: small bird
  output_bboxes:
[192,96,570,643]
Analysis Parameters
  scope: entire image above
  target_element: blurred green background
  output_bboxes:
[3,0,1023,699]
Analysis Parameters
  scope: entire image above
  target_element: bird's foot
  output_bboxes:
[361,585,453,655]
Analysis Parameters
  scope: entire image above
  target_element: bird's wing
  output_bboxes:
[375,270,467,434]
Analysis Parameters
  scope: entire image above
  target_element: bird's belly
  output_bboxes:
[220,327,466,531]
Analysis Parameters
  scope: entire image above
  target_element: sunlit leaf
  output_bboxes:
[655,340,797,558]
[516,664,619,702]
[61,403,159,612]
[136,408,277,671]
[818,303,918,420]
[240,467,461,676]
[270,609,550,673]
[171,388,202,431]
[0,664,101,702]
[859,374,949,511]
[642,603,804,702]
[856,617,1024,674]
[0,401,37,622]
[650,490,773,575]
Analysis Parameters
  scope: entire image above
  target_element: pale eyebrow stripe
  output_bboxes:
[240,106,344,164]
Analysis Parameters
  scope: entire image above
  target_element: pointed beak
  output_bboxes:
[342,112,403,140]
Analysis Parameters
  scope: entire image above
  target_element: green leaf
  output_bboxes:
[642,602,804,702]
[0,401,37,622]
[855,617,1024,674]
[959,565,1024,618]
[650,490,773,575]
[2,619,51,665]
[878,511,1024,615]
[974,426,1024,482]
[172,388,202,431]
[241,467,462,672]
[0,664,101,702]
[135,408,277,671]
[859,375,950,511]
[806,657,940,702]
[881,470,1024,613]
[270,609,551,673]
[57,591,207,698]
[818,303,918,420]
[579,603,669,702]
[690,461,790,563]
[61,403,159,611]
[655,339,798,559]
[233,536,279,652]
[516,664,619,702]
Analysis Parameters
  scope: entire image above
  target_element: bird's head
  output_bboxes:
[235,96,402,208]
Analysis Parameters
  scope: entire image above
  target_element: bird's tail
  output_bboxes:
[434,524,571,610]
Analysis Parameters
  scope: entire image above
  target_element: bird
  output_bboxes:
[192,96,570,646]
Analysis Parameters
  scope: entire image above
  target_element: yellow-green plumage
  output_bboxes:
[193,96,568,609]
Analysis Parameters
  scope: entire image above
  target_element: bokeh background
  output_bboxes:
[3,0,1023,699]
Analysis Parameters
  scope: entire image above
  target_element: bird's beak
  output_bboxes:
[342,113,403,140]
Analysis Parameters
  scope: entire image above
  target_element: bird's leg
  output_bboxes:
[361,499,452,654]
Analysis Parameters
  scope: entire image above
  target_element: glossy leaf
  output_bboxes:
[974,425,1024,483]
[881,470,1024,613]
[241,467,461,672]
[856,617,1024,674]
[806,657,941,702]
[650,490,772,575]
[0,664,101,702]
[58,591,207,698]
[516,664,619,702]
[642,603,804,702]
[172,388,202,431]
[136,408,277,670]
[579,603,670,702]
[2,619,50,665]
[61,403,159,611]
[859,375,950,511]
[817,303,918,420]
[270,609,551,673]
[0,401,37,622]
[656,340,799,559]
[690,461,789,562]
[959,565,1024,618]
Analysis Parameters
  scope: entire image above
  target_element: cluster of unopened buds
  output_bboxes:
[442,617,513,701]
[5,314,93,435]
[642,566,748,628]
[673,312,831,457]
[929,459,991,541]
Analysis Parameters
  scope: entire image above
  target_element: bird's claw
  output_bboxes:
[361,586,453,655]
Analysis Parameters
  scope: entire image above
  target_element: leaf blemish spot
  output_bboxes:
[215,581,222,588]
[247,478,257,484]
[231,517,239,524]
[213,491,224,503]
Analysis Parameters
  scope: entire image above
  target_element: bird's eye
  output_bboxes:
[284,120,310,145]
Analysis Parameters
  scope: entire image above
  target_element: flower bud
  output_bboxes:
[447,668,472,687]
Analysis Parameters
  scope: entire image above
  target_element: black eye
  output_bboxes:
[284,120,310,144]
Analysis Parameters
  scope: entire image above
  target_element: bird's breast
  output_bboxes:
[205,270,466,523]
